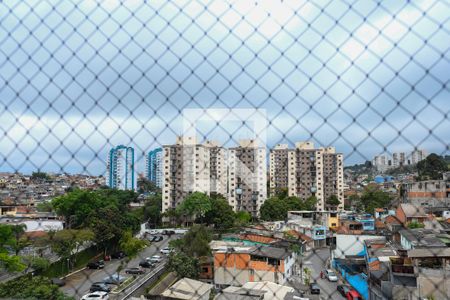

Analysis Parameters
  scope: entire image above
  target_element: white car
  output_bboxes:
[149,229,158,235]
[160,247,173,254]
[325,269,338,282]
[148,255,162,263]
[81,291,109,300]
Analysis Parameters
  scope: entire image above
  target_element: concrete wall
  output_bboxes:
[417,273,450,300]
[333,234,381,259]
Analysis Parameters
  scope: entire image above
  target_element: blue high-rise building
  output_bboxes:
[146,148,162,188]
[107,145,135,190]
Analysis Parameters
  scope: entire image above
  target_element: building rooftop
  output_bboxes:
[399,228,447,248]
[212,244,293,260]
[408,247,450,258]
[215,286,266,300]
[250,245,292,260]
[384,215,402,225]
[242,281,295,300]
[160,277,213,300]
[399,203,427,218]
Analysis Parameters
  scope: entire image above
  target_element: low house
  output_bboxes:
[408,247,450,300]
[355,214,375,231]
[363,238,419,300]
[396,203,428,226]
[399,228,448,250]
[287,210,339,229]
[285,221,327,248]
[212,244,296,288]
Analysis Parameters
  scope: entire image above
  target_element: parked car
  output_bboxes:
[148,255,162,263]
[51,278,65,287]
[160,247,173,254]
[346,290,363,300]
[337,285,352,297]
[90,282,111,293]
[149,229,158,235]
[309,283,320,295]
[139,260,155,268]
[125,267,145,275]
[325,269,338,282]
[162,229,175,235]
[102,274,127,285]
[81,291,109,300]
[153,235,163,242]
[87,260,105,269]
[111,251,126,259]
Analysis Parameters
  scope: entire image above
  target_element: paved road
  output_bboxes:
[295,248,344,300]
[61,235,175,299]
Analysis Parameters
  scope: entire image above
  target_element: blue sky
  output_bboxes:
[0,0,449,175]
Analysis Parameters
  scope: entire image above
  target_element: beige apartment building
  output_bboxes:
[269,142,344,211]
[162,136,227,213]
[228,140,267,217]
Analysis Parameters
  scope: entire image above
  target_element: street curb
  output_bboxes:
[61,267,87,279]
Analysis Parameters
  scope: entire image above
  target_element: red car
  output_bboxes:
[346,289,363,300]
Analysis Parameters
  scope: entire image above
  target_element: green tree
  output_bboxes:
[275,187,289,199]
[144,194,162,227]
[0,224,26,272]
[52,189,139,229]
[167,252,199,279]
[260,197,288,221]
[31,171,50,181]
[235,211,252,226]
[0,253,26,273]
[326,195,340,206]
[417,153,449,180]
[204,196,235,230]
[10,224,29,255]
[360,185,391,214]
[119,231,148,257]
[172,225,212,257]
[347,194,361,211]
[87,207,129,255]
[22,256,50,273]
[117,231,149,276]
[52,190,107,228]
[302,195,318,210]
[162,208,182,227]
[50,229,94,269]
[177,192,212,220]
[285,196,303,211]
[0,275,72,300]
[137,177,159,194]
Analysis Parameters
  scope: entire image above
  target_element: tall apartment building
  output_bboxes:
[228,140,267,217]
[106,145,135,190]
[204,140,227,197]
[161,137,227,213]
[392,152,406,167]
[372,155,389,172]
[372,149,427,172]
[146,148,163,188]
[269,142,344,211]
[410,149,427,165]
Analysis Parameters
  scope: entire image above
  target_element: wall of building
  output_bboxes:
[333,234,382,259]
[417,274,450,300]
